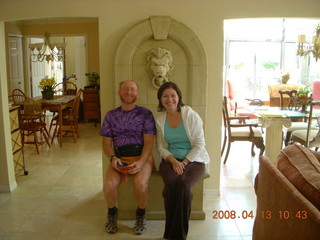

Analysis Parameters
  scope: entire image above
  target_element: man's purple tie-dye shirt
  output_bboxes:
[100,106,156,148]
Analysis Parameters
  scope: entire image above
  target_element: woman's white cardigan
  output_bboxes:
[155,105,210,164]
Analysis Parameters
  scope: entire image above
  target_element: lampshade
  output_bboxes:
[297,26,320,62]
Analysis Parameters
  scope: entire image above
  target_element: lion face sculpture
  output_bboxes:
[146,47,174,88]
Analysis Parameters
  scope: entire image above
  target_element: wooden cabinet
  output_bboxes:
[9,105,28,175]
[82,89,100,125]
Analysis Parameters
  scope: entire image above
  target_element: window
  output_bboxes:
[224,18,320,101]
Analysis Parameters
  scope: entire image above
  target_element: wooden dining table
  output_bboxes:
[35,95,76,147]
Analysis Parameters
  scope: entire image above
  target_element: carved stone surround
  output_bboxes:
[115,16,208,220]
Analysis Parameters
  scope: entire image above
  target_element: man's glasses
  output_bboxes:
[120,87,138,92]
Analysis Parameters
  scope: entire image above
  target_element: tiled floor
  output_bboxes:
[0,122,259,240]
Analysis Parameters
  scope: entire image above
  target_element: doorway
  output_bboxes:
[224,18,320,103]
[8,35,24,93]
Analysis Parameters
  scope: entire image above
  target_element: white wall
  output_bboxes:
[1,0,320,192]
[0,21,18,192]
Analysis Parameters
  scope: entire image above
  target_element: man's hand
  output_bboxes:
[127,159,144,175]
[111,157,123,172]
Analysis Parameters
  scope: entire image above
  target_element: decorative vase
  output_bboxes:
[281,74,290,84]
[41,91,54,100]
[297,95,310,113]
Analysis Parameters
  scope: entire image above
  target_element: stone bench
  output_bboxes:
[118,170,208,220]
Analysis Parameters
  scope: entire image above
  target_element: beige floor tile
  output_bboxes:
[9,185,52,198]
[189,218,240,238]
[31,198,81,216]
[19,215,68,234]
[10,232,58,240]
[70,198,106,217]
[0,213,29,232]
[0,197,40,215]
[0,232,14,240]
[57,235,103,240]
[48,185,103,200]
[54,173,102,187]
[60,215,105,235]
[0,123,259,239]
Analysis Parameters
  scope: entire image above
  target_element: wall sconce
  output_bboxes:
[297,26,320,62]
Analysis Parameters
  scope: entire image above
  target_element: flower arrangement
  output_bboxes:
[297,85,312,98]
[38,76,56,92]
[296,85,313,112]
[280,69,290,84]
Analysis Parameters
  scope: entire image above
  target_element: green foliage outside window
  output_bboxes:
[234,63,244,70]
[262,61,279,71]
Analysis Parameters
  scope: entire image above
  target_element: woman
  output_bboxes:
[155,82,210,240]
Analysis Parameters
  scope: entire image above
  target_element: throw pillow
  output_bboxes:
[277,144,320,211]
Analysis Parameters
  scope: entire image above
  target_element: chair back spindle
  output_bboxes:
[278,90,299,110]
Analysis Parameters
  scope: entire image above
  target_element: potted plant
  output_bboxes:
[39,76,56,100]
[85,72,100,89]
[296,85,313,112]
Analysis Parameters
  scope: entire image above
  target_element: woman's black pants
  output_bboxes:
[159,160,206,240]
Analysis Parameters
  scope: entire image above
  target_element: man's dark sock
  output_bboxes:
[108,207,118,215]
[136,207,145,216]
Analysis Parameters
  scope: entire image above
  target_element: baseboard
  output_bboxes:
[0,181,17,193]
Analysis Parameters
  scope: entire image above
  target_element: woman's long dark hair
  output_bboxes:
[157,81,184,112]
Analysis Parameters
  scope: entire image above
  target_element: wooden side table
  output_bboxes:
[268,84,302,107]
[82,89,100,126]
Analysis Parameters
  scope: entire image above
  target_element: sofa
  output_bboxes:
[253,144,320,240]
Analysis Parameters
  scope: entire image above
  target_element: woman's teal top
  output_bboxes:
[164,120,191,160]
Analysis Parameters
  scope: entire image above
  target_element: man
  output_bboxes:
[100,80,156,235]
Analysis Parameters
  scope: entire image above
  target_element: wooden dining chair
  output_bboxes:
[221,96,265,164]
[278,89,317,146]
[19,96,51,154]
[11,89,27,105]
[51,89,82,143]
[226,80,264,127]
[53,81,77,96]
[49,81,78,133]
[48,82,65,132]
[64,81,77,95]
[278,89,299,110]
[53,82,64,96]
[290,101,320,149]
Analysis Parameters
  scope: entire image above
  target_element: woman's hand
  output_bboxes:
[171,159,186,175]
[166,156,190,175]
